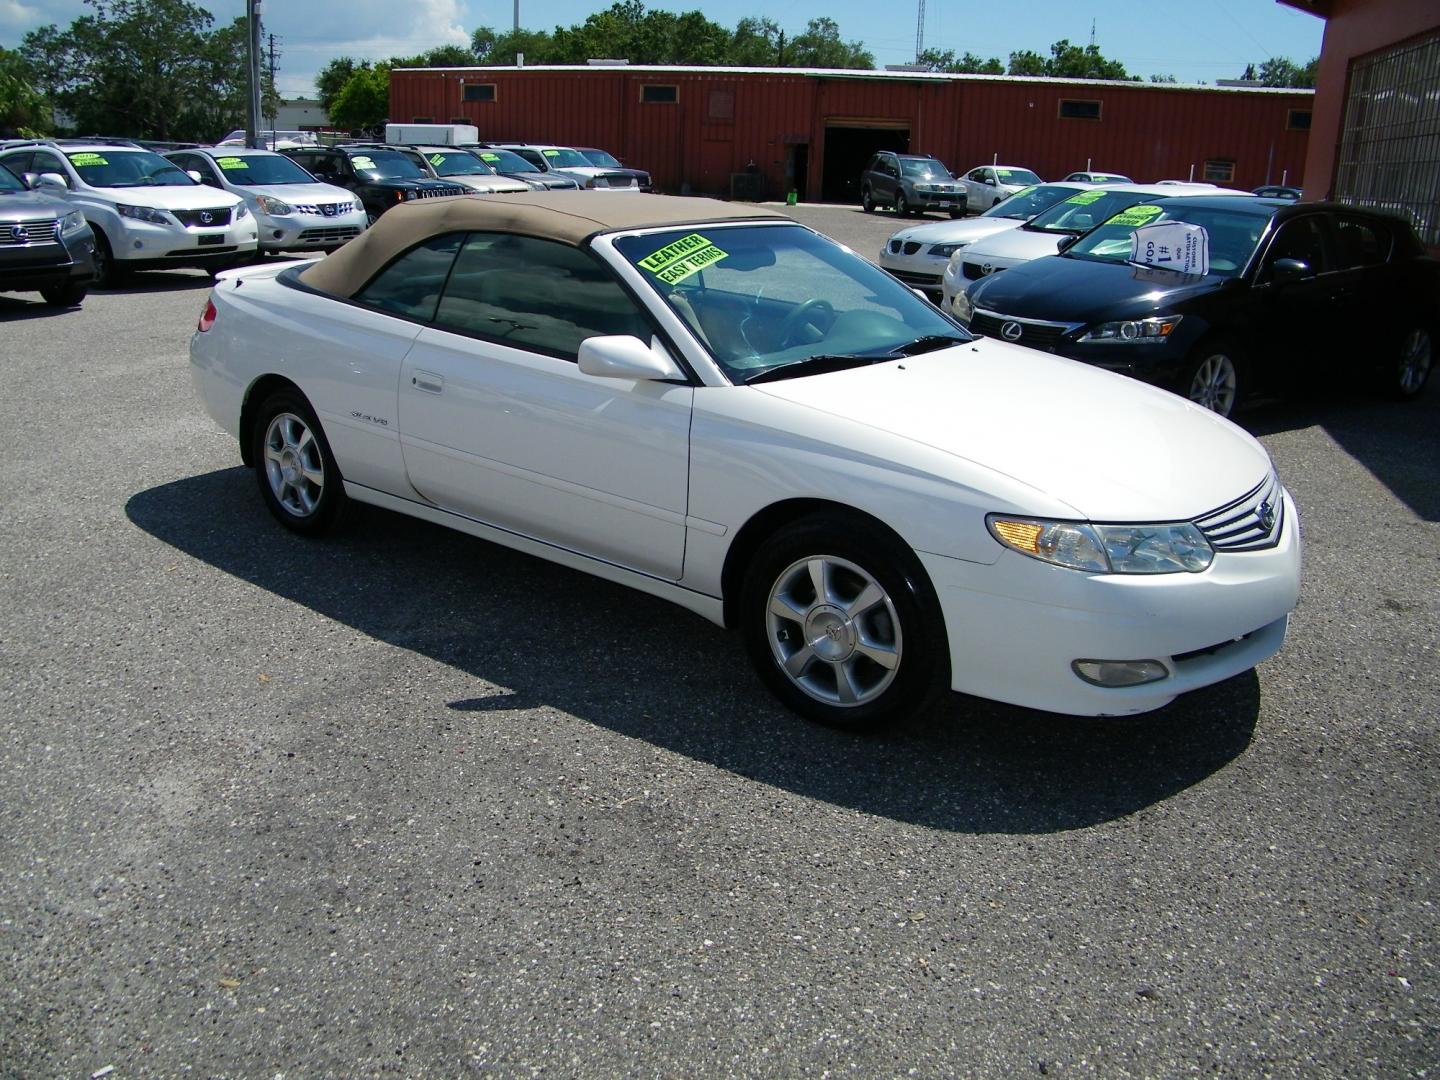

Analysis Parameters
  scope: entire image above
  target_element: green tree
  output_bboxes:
[471,27,559,65]
[917,48,1004,74]
[729,17,784,66]
[788,18,873,68]
[0,46,53,136]
[1007,39,1133,81]
[330,64,390,132]
[316,57,364,113]
[1256,56,1317,88]
[390,45,478,68]
[1150,72,1178,84]
[1006,49,1047,76]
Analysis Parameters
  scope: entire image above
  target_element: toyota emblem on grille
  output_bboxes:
[1257,500,1276,532]
[1001,321,1023,342]
[199,211,213,224]
[981,263,993,275]
[10,225,28,241]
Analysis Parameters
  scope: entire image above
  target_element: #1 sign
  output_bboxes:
[1130,222,1209,276]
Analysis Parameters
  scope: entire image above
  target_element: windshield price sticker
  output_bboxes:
[216,157,246,170]
[429,154,446,166]
[351,156,375,170]
[480,153,500,162]
[70,152,108,166]
[543,149,561,157]
[1130,221,1210,276]
[1064,190,1106,205]
[1109,204,1164,228]
[639,233,730,285]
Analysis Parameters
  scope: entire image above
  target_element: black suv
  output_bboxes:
[280,145,467,222]
[0,162,96,307]
[860,152,965,218]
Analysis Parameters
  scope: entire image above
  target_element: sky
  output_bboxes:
[1,0,1326,98]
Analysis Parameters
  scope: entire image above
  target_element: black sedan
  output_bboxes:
[952,196,1438,417]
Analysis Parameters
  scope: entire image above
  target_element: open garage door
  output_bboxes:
[822,122,910,203]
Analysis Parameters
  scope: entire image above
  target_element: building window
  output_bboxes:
[707,89,734,121]
[412,116,434,123]
[463,84,496,103]
[1287,109,1312,131]
[1058,99,1102,121]
[1335,29,1440,247]
[449,117,468,125]
[1203,160,1235,183]
[641,84,678,104]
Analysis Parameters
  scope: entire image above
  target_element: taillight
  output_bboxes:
[197,298,217,332]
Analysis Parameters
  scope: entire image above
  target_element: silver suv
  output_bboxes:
[0,138,257,286]
[0,160,95,307]
[860,152,966,218]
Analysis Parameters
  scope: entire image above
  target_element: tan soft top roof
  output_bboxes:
[298,191,791,298]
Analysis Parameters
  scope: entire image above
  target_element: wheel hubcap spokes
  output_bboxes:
[766,556,902,707]
[1400,330,1431,394]
[263,412,324,517]
[1190,354,1236,415]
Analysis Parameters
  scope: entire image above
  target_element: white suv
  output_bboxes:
[0,139,258,285]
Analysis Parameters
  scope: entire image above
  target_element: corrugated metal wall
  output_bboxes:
[389,68,1312,199]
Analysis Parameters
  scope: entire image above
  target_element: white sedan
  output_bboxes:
[957,165,1043,212]
[191,193,1301,730]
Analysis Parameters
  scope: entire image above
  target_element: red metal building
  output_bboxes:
[389,66,1313,202]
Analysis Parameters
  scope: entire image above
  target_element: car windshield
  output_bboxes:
[900,158,952,180]
[1023,189,1160,235]
[1065,204,1271,278]
[996,168,1042,185]
[614,223,969,383]
[66,149,195,188]
[982,184,1084,220]
[0,163,26,193]
[424,151,493,177]
[475,148,539,174]
[581,149,622,168]
[208,153,318,185]
[346,150,426,180]
[538,148,592,169]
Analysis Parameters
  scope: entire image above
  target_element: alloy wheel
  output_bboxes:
[262,411,326,518]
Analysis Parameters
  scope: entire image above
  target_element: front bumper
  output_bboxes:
[254,208,367,253]
[920,488,1302,716]
[879,248,951,295]
[0,229,97,291]
[908,188,966,213]
[111,215,259,267]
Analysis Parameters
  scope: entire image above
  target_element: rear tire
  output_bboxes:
[740,513,947,731]
[861,187,875,213]
[250,390,346,536]
[949,208,963,219]
[39,281,88,307]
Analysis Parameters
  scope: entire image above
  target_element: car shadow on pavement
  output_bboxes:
[126,467,1260,835]
[1244,389,1439,522]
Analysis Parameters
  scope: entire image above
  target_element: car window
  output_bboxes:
[34,151,69,180]
[0,163,25,192]
[1066,204,1269,278]
[981,184,1078,220]
[1332,216,1390,269]
[211,153,317,185]
[355,234,465,321]
[1026,189,1157,234]
[424,151,491,177]
[1261,216,1329,280]
[901,158,951,180]
[476,148,538,174]
[345,150,426,181]
[996,168,1041,185]
[434,233,652,359]
[539,148,592,169]
[181,155,222,185]
[2,151,35,176]
[65,149,194,188]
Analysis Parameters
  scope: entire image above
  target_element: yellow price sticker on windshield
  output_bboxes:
[429,154,446,166]
[70,153,108,166]
[1064,190,1106,205]
[639,233,729,285]
[480,153,500,161]
[1108,204,1164,227]
[542,149,561,157]
[216,157,246,170]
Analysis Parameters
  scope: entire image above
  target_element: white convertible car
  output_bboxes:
[191,193,1302,729]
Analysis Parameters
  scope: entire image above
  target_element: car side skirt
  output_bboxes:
[344,482,727,626]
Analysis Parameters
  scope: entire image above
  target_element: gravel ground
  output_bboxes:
[0,203,1435,1079]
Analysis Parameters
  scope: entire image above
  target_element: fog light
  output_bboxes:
[1072,659,1168,687]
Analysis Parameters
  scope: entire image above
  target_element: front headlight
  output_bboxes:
[116,203,170,225]
[951,287,975,322]
[60,210,87,233]
[234,203,251,219]
[254,195,293,215]
[930,242,966,257]
[351,199,364,213]
[987,515,1213,574]
[1077,315,1182,344]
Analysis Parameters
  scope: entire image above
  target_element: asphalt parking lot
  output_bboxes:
[1,202,1436,1078]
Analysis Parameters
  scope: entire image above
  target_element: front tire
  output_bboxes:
[740,514,947,731]
[1390,326,1432,399]
[1180,338,1244,419]
[861,187,875,213]
[39,281,88,307]
[90,229,124,289]
[250,390,346,536]
[895,192,910,217]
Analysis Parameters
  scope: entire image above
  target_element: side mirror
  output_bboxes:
[1268,257,1312,284]
[186,170,204,183]
[1056,234,1080,252]
[983,177,997,186]
[578,335,685,382]
[29,172,69,194]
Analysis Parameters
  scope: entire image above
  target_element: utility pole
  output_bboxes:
[246,0,263,148]
[267,32,279,144]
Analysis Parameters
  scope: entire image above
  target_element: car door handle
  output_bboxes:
[412,370,444,394]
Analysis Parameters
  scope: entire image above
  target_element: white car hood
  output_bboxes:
[750,340,1272,522]
[235,182,358,203]
[112,185,245,211]
[889,217,1026,248]
[962,227,1067,264]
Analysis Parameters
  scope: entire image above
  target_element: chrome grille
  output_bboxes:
[293,202,354,217]
[962,261,993,280]
[970,309,1079,350]
[297,226,361,243]
[414,185,466,199]
[1194,472,1284,551]
[887,268,942,287]
[173,207,233,228]
[0,218,60,244]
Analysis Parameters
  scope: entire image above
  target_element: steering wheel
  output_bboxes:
[779,298,836,347]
